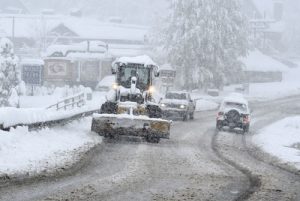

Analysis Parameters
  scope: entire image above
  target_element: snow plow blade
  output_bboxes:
[91,114,171,139]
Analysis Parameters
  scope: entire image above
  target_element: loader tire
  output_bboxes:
[146,136,160,143]
[100,102,117,114]
[147,105,162,118]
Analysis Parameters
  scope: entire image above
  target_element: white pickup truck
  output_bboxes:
[160,91,195,121]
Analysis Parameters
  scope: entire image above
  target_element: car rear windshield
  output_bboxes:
[166,93,187,100]
[225,102,247,111]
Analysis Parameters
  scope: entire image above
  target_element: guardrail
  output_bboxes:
[0,92,101,131]
[47,92,85,111]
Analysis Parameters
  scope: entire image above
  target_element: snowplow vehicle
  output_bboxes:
[91,56,171,143]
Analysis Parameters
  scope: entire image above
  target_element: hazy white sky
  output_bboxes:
[21,0,168,25]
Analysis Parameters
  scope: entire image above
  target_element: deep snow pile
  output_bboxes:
[253,116,300,169]
[0,117,102,176]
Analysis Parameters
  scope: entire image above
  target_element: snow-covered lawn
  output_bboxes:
[223,67,300,101]
[253,116,300,170]
[19,95,59,108]
[0,117,102,176]
[19,91,107,109]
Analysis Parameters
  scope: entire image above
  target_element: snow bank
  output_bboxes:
[0,95,105,128]
[253,117,300,169]
[0,117,102,176]
[246,82,300,101]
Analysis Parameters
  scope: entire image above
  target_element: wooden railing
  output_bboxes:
[47,92,85,111]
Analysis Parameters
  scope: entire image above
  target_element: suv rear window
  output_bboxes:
[225,102,247,111]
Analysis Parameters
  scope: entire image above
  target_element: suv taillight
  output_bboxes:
[217,112,224,119]
[243,115,250,123]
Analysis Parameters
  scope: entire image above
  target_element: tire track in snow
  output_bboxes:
[211,130,261,201]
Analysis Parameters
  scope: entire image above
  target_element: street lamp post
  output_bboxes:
[12,16,15,43]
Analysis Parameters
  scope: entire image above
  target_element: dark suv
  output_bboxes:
[216,94,250,133]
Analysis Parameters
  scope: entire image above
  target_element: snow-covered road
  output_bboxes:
[0,96,300,201]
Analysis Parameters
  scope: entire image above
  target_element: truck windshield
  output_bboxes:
[118,65,151,90]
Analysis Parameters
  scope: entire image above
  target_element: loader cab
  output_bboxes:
[115,63,153,92]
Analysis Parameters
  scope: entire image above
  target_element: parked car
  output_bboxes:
[207,88,219,97]
[216,93,250,133]
[95,75,115,92]
[160,91,195,121]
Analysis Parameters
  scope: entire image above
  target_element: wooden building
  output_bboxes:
[43,41,113,88]
[242,50,288,83]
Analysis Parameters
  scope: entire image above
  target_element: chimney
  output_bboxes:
[273,0,284,21]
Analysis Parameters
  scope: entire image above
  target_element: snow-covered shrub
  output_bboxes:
[0,38,21,107]
[154,0,249,89]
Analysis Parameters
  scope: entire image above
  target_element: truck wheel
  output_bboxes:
[243,125,249,134]
[146,136,160,143]
[100,102,117,114]
[216,121,223,131]
[147,105,162,118]
[182,114,188,121]
[189,112,194,120]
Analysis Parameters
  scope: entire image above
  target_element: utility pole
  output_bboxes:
[12,16,15,43]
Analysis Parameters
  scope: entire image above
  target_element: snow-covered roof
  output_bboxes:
[46,41,107,57]
[97,75,115,87]
[0,15,149,42]
[57,18,148,42]
[242,50,288,72]
[160,64,174,70]
[65,52,109,60]
[108,44,146,57]
[116,55,157,67]
[20,58,44,65]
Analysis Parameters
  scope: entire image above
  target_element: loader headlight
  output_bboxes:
[160,103,166,107]
[112,83,118,90]
[149,86,155,94]
[180,104,186,109]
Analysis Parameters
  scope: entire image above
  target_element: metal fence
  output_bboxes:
[47,92,85,111]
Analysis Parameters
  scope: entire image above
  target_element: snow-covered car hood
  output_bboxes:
[160,99,188,105]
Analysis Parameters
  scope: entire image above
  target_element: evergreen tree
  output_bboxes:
[0,38,20,107]
[159,0,249,89]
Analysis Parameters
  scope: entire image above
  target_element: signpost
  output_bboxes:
[22,64,43,95]
[160,69,176,93]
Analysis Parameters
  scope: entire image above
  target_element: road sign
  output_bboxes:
[160,69,176,86]
[22,65,43,85]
